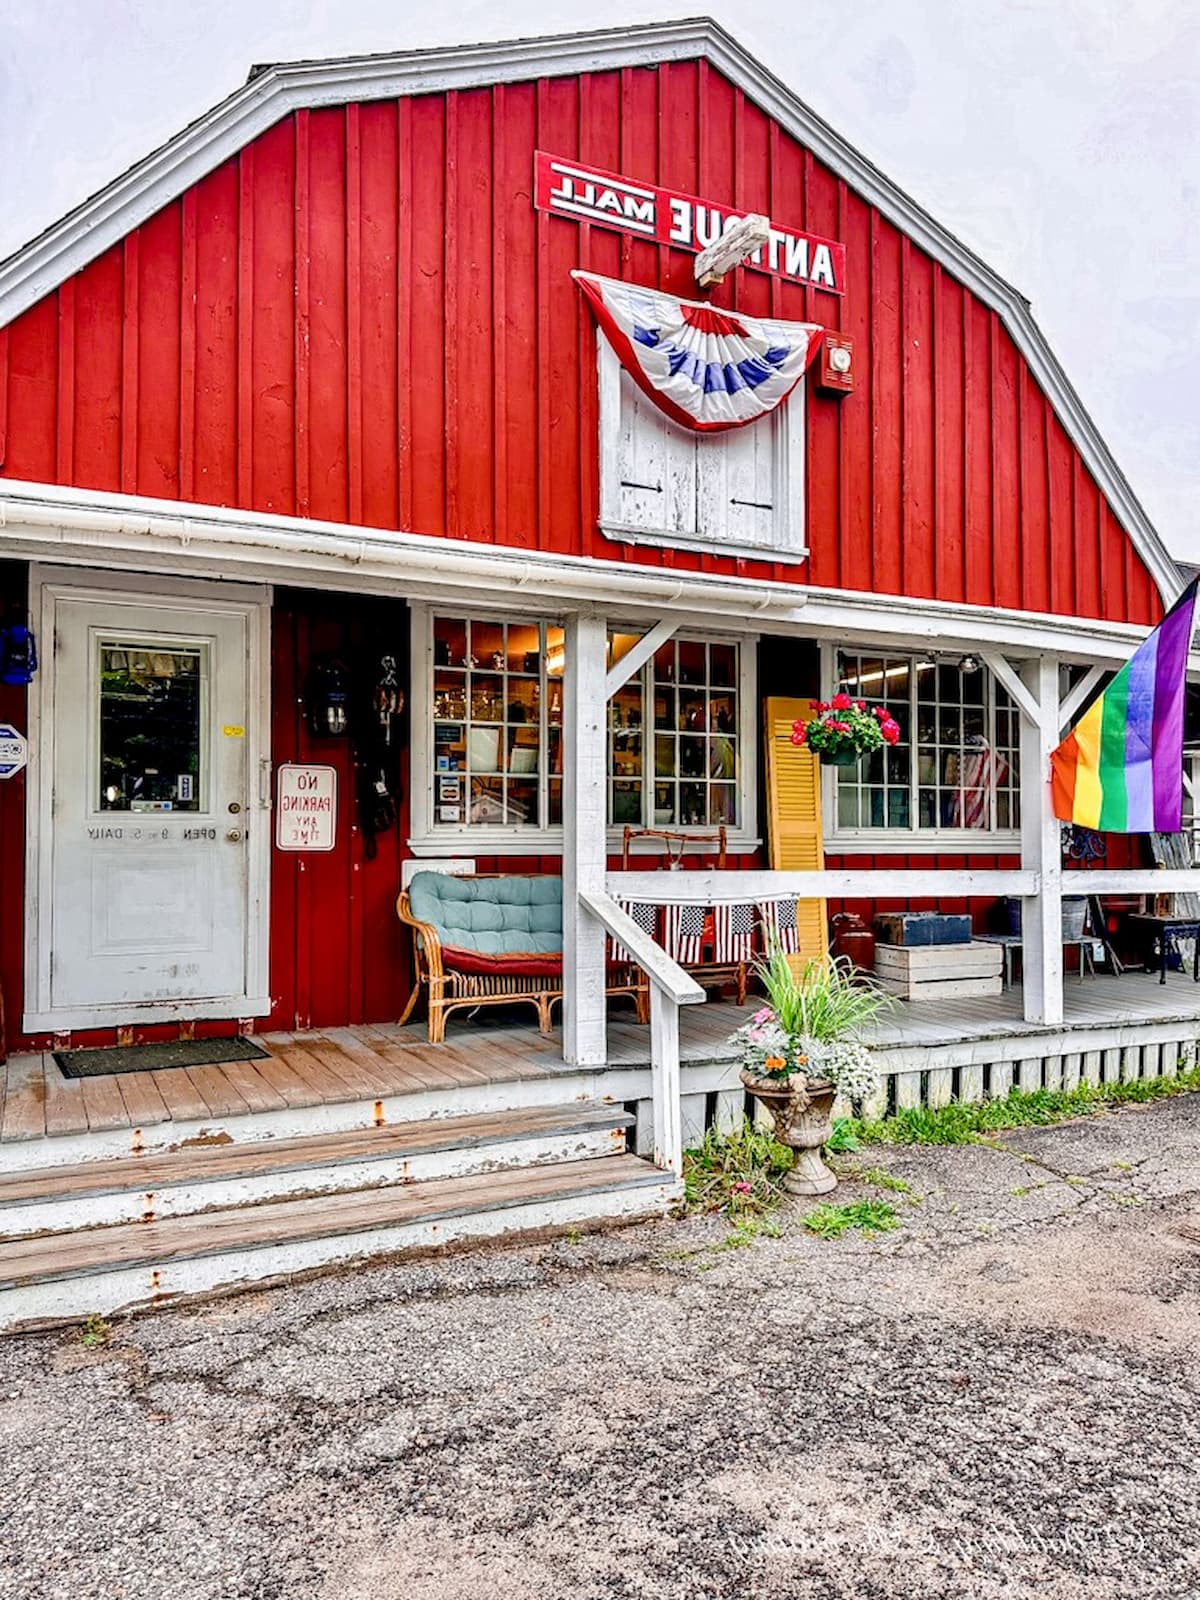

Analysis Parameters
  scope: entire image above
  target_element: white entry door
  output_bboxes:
[26,576,270,1029]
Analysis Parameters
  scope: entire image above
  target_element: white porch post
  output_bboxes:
[1019,655,1063,1026]
[562,611,609,1066]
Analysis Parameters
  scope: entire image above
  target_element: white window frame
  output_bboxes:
[408,602,759,856]
[819,641,1021,855]
[596,336,807,562]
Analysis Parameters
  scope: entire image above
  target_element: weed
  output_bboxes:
[855,1166,914,1195]
[804,1199,900,1239]
[825,1117,860,1153]
[80,1314,112,1349]
[563,1226,583,1245]
[838,1067,1200,1148]
[683,1118,792,1220]
[715,1216,783,1252]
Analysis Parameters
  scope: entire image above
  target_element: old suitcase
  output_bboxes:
[874,911,971,946]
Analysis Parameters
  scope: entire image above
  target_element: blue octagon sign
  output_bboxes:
[0,724,28,780]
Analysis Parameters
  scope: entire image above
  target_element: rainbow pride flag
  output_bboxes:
[1051,579,1198,833]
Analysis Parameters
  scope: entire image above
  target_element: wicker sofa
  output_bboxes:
[396,872,648,1042]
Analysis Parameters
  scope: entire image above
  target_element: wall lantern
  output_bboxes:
[0,623,38,686]
[304,656,351,739]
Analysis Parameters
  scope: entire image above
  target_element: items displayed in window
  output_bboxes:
[97,639,205,813]
[833,652,1019,835]
[427,613,741,833]
[431,616,562,828]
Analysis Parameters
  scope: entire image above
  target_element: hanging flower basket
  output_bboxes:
[792,695,901,764]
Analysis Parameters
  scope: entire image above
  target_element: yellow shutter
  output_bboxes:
[764,697,828,972]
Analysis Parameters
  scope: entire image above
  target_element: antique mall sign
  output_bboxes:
[275,764,337,852]
[534,151,845,295]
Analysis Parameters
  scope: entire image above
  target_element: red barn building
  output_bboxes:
[0,20,1193,1318]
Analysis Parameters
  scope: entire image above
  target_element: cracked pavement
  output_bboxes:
[3,1093,1200,1599]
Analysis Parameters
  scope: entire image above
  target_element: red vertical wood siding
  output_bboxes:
[0,62,1162,625]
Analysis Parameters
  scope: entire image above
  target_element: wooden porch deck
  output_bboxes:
[2,971,1200,1147]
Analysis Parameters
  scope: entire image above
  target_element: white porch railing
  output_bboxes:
[575,867,1200,1172]
[577,890,704,1177]
[610,869,1039,902]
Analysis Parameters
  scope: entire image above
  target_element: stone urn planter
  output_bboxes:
[741,1070,839,1195]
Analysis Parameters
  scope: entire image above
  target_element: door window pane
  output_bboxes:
[98,641,205,813]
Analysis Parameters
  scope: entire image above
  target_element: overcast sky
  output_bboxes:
[2,1,1196,563]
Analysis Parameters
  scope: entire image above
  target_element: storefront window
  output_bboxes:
[833,651,1019,836]
[431,615,563,827]
[427,613,740,832]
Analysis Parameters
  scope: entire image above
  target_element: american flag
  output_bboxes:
[953,739,1010,829]
[713,902,755,964]
[664,903,709,965]
[758,898,801,954]
[609,899,659,963]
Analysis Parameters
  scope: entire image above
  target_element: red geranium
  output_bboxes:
[792,696,895,763]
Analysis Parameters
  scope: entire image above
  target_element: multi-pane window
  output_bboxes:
[431,616,564,829]
[833,652,1020,835]
[611,635,741,829]
[426,612,741,833]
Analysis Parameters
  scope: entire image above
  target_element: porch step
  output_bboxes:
[0,1153,676,1332]
[0,1103,634,1239]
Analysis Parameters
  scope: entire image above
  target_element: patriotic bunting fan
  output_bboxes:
[573,270,824,432]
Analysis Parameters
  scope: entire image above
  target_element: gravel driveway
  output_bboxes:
[3,1094,1200,1600]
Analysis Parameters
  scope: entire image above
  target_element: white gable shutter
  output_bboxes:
[616,369,696,534]
[696,414,776,548]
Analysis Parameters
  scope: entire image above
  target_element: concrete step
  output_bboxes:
[0,1104,634,1239]
[0,1154,677,1332]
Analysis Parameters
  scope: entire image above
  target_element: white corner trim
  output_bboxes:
[0,19,1178,606]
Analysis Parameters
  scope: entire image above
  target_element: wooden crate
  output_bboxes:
[873,941,1003,1001]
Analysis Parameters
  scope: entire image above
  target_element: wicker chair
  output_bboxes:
[396,873,648,1043]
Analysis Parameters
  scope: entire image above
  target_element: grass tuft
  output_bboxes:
[803,1199,900,1239]
[683,1118,792,1220]
[842,1066,1200,1147]
[79,1314,113,1349]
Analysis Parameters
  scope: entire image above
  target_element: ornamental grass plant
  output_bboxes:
[732,947,891,1100]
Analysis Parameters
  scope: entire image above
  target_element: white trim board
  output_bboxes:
[0,18,1179,606]
[0,479,1183,669]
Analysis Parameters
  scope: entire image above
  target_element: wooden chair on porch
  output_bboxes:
[621,825,750,1003]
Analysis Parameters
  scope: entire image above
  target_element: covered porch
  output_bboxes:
[4,970,1198,1158]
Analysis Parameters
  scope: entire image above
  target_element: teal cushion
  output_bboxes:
[408,872,564,956]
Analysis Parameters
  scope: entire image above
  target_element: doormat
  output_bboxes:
[54,1035,269,1080]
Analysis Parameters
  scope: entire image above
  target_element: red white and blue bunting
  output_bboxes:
[573,270,824,433]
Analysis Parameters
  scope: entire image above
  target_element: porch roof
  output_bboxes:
[0,477,1187,669]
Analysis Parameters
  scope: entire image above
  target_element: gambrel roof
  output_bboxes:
[0,16,1177,601]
